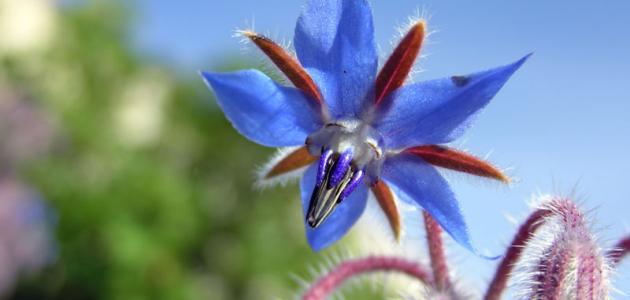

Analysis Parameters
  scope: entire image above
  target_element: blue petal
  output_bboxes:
[381,153,496,258]
[294,0,378,119]
[201,70,322,147]
[373,54,531,150]
[300,163,368,251]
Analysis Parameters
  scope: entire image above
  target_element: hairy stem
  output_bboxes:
[484,208,552,300]
[302,255,433,300]
[423,210,451,291]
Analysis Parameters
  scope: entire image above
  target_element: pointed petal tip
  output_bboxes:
[445,229,501,260]
[308,239,327,252]
[492,52,532,81]
[458,237,501,260]
[200,70,249,93]
[482,253,503,260]
[200,69,321,147]
[512,52,533,69]
[199,71,219,92]
[199,70,209,79]
[199,70,218,85]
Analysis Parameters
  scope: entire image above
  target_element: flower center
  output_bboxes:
[304,121,384,228]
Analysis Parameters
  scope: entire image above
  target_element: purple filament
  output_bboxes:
[329,149,353,187]
[316,149,333,186]
[340,169,364,200]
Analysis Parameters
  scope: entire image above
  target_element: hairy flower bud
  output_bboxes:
[516,198,609,299]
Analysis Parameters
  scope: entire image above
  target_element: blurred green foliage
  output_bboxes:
[1,2,332,299]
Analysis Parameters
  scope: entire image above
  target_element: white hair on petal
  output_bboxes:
[254,146,310,189]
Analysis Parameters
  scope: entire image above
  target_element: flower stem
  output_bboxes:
[302,255,433,300]
[483,208,552,300]
[423,210,450,291]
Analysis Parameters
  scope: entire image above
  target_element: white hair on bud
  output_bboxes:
[509,210,558,297]
[508,194,559,297]
[254,146,309,189]
[510,195,611,299]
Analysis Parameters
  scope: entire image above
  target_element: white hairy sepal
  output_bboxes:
[254,146,310,189]
[233,26,294,87]
[379,8,435,84]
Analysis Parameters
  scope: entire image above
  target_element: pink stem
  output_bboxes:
[483,208,552,300]
[302,255,433,300]
[423,210,450,291]
[607,235,630,265]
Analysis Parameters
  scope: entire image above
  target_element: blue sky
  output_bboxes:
[133,0,630,295]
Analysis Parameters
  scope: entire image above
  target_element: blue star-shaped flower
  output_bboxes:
[202,0,528,253]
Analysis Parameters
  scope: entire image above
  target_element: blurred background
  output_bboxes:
[0,0,629,299]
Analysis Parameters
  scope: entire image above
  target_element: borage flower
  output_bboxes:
[201,0,528,252]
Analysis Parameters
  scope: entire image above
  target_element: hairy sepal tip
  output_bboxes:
[405,145,510,184]
[256,147,315,188]
[238,30,324,104]
[265,146,316,179]
[375,20,426,105]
